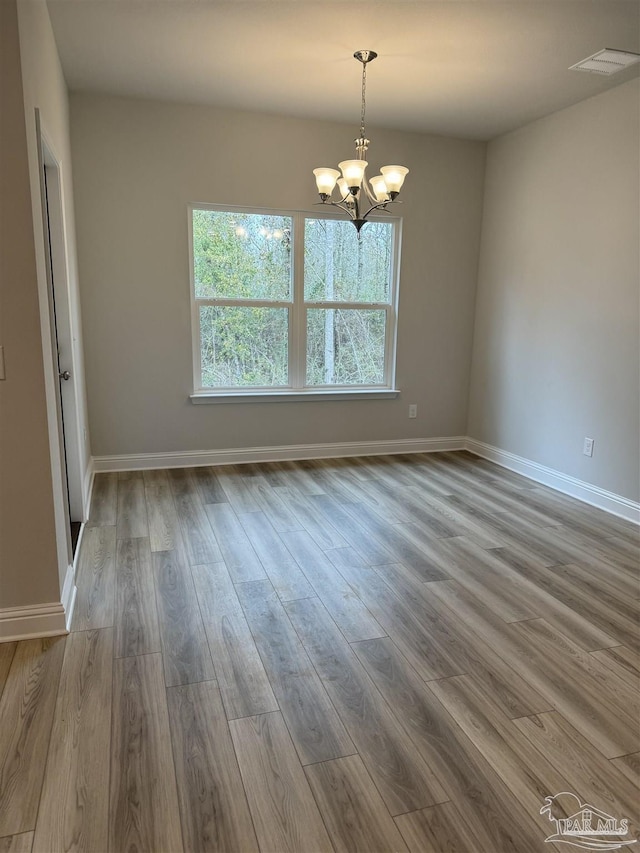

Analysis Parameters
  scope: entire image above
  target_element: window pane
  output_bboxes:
[200,306,288,387]
[304,218,393,303]
[193,210,292,300]
[306,309,386,386]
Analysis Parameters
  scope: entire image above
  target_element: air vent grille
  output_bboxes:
[570,48,640,75]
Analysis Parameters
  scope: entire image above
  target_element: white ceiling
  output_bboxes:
[47,0,640,141]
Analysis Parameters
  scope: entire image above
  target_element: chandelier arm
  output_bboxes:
[315,200,357,220]
[369,204,396,216]
[335,201,357,218]
[336,191,355,206]
[361,178,379,207]
[361,198,400,221]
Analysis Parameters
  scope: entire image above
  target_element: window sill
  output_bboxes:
[190,389,400,404]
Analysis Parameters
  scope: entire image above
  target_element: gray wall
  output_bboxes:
[18,0,92,528]
[468,79,639,501]
[70,94,486,457]
[0,0,59,608]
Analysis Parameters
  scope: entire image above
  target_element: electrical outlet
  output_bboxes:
[583,437,594,457]
[408,404,417,419]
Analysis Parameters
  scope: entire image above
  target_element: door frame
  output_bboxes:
[34,109,84,604]
[39,123,84,523]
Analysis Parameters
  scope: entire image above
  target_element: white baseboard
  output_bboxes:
[82,457,95,521]
[0,559,77,643]
[93,434,638,523]
[64,531,86,631]
[465,438,640,524]
[92,436,467,472]
[0,601,68,643]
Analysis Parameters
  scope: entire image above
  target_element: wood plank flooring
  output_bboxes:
[0,451,638,852]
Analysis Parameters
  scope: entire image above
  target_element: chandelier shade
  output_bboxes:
[369,174,390,202]
[312,50,409,232]
[380,165,409,196]
[313,168,340,197]
[338,159,368,190]
[337,177,349,198]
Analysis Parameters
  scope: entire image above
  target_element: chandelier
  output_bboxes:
[313,50,409,233]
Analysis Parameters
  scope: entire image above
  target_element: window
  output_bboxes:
[190,205,400,399]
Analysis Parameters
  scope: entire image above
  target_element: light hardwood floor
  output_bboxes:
[0,451,638,852]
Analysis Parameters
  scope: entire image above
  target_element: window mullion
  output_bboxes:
[290,212,306,390]
[195,298,293,309]
[303,301,390,310]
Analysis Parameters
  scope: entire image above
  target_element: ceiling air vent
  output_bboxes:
[569,48,640,75]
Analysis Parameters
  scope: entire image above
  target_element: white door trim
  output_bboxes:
[41,144,84,522]
[34,109,78,608]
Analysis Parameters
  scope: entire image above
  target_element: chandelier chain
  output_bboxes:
[360,60,367,138]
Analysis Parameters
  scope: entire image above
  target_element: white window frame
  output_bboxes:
[188,203,402,402]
